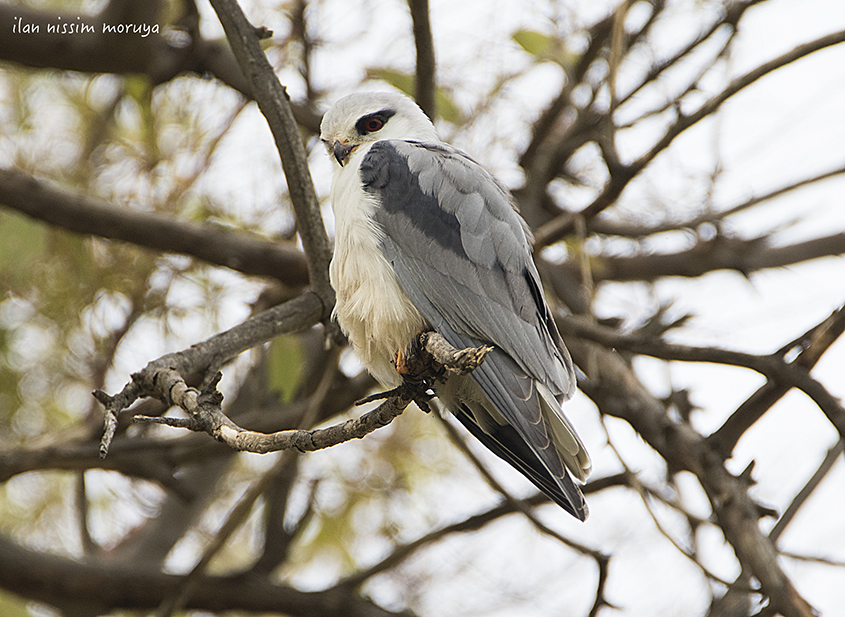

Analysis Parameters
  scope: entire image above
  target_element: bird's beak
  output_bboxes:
[332,139,356,167]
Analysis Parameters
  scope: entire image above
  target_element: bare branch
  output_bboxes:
[616,0,761,107]
[209,0,334,311]
[0,169,310,287]
[533,28,845,247]
[778,551,845,568]
[590,232,845,283]
[135,385,413,454]
[708,304,845,456]
[0,4,196,86]
[560,312,845,441]
[156,452,300,617]
[95,291,324,456]
[408,0,436,119]
[133,332,492,454]
[0,534,414,617]
[340,472,628,589]
[0,4,322,132]
[770,439,845,543]
[436,413,614,616]
[583,162,845,239]
[566,333,817,617]
[611,28,845,216]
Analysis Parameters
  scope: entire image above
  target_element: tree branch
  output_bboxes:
[580,162,845,239]
[538,228,845,287]
[135,380,414,454]
[560,312,845,440]
[95,291,324,456]
[769,439,844,543]
[0,3,322,132]
[589,232,845,282]
[0,533,412,617]
[533,28,845,247]
[708,304,845,456]
[616,0,762,108]
[209,0,334,313]
[408,0,436,119]
[131,332,492,455]
[0,168,310,287]
[566,333,817,617]
[435,412,613,616]
[339,472,628,589]
[0,3,190,85]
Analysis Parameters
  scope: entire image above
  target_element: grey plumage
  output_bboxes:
[321,92,591,519]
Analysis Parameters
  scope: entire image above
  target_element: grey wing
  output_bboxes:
[360,139,586,516]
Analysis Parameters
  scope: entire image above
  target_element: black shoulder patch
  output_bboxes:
[362,141,468,261]
[359,141,395,189]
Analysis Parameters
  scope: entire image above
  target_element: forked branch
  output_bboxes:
[129,332,491,455]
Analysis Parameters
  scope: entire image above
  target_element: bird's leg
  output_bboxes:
[355,338,435,412]
[395,347,409,375]
[396,338,436,411]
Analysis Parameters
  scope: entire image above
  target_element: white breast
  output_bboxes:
[330,145,428,387]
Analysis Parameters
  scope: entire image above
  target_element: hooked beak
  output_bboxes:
[332,139,356,167]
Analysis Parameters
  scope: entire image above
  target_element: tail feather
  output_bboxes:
[452,403,588,521]
[538,384,592,483]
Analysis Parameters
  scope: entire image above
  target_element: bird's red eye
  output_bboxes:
[355,110,394,135]
[365,118,384,132]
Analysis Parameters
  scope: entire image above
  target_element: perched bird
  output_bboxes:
[320,92,591,520]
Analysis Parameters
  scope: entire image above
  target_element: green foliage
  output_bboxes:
[513,29,555,57]
[0,591,34,617]
[0,212,47,287]
[512,29,580,69]
[121,75,158,166]
[266,335,304,403]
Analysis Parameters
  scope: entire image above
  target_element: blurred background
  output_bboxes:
[0,0,844,616]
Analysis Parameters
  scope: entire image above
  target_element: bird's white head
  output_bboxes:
[320,92,439,167]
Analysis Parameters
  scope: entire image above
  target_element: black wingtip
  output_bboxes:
[452,405,588,521]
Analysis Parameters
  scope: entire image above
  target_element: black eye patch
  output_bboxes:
[356,109,396,135]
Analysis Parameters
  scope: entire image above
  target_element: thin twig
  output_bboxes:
[708,304,845,456]
[338,472,627,589]
[558,311,845,440]
[778,551,845,568]
[533,28,845,248]
[769,439,845,543]
[155,351,341,617]
[599,414,742,589]
[567,332,817,617]
[581,162,845,239]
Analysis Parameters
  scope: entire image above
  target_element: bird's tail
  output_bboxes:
[451,400,589,521]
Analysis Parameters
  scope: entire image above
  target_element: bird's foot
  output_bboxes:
[355,332,492,414]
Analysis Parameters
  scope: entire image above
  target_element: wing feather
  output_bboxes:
[360,139,588,514]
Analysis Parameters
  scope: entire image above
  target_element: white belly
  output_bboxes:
[330,154,427,387]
